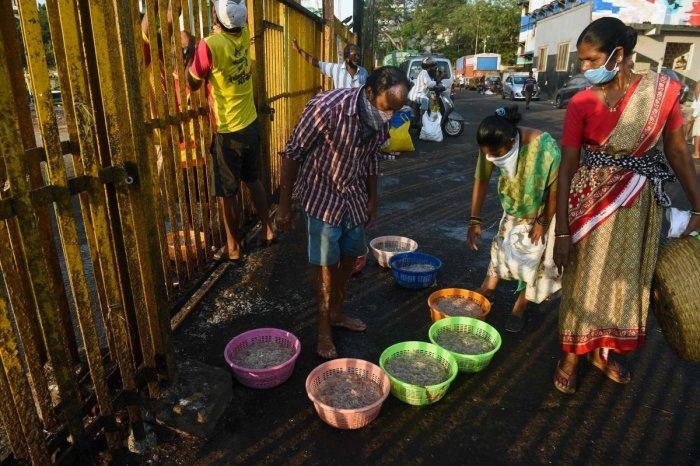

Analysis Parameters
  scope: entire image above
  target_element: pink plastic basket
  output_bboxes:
[224,328,301,389]
[306,358,391,429]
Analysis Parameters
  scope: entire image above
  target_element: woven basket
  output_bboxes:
[653,236,700,363]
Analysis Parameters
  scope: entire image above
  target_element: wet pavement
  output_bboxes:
[159,92,700,465]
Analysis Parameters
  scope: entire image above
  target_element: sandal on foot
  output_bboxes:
[331,316,367,332]
[553,361,577,395]
[316,335,338,359]
[505,313,526,333]
[587,353,631,384]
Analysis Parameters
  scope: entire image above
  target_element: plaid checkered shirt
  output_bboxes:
[281,87,388,228]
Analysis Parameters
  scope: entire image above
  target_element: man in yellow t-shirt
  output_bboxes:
[188,0,274,260]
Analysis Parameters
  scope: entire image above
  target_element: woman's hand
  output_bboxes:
[681,214,700,237]
[553,236,572,275]
[529,222,546,245]
[468,224,482,251]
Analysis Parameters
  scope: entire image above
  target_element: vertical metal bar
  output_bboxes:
[171,0,204,269]
[0,17,85,446]
[0,354,28,460]
[0,219,55,428]
[16,0,117,449]
[144,0,190,279]
[156,0,196,276]
[115,0,177,382]
[0,298,51,464]
[0,1,80,368]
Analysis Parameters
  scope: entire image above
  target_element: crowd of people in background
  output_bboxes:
[168,1,699,395]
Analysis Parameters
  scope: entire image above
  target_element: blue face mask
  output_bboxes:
[584,47,621,84]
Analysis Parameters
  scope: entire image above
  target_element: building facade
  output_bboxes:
[517,0,700,97]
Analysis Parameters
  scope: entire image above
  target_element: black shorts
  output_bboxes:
[211,120,261,197]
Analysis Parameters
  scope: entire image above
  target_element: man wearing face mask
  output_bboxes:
[292,40,368,89]
[277,67,410,359]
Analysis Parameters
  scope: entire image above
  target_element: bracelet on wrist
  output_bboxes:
[555,233,570,238]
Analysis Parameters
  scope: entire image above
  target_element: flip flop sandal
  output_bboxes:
[553,361,577,395]
[587,353,631,384]
[505,312,527,333]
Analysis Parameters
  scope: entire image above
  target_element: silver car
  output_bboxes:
[502,75,540,101]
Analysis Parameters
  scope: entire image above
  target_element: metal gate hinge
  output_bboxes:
[99,163,139,188]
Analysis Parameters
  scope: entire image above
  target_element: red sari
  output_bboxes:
[558,71,684,355]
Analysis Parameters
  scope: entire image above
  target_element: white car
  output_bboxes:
[502,74,541,101]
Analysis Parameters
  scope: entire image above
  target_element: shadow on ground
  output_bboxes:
[157,93,700,465]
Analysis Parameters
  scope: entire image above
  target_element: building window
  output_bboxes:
[663,42,692,71]
[556,42,570,71]
[537,46,548,70]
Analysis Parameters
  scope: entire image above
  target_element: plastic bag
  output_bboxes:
[382,119,414,153]
[419,112,443,142]
[666,207,691,238]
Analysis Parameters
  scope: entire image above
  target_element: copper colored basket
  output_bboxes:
[428,288,492,322]
[306,358,391,429]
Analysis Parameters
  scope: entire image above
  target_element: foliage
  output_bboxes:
[367,0,520,65]
[38,4,56,69]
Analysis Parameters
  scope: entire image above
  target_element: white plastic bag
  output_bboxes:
[496,224,546,285]
[419,112,443,142]
[666,207,691,238]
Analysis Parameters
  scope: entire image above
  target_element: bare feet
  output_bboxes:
[317,334,338,359]
[330,314,367,332]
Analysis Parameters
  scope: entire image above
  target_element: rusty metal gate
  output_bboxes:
[0,0,353,463]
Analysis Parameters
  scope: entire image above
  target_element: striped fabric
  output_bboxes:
[318,61,368,89]
[281,87,387,228]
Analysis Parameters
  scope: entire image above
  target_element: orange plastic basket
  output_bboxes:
[428,289,492,322]
[166,230,205,262]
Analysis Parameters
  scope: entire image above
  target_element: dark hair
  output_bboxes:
[577,17,638,57]
[343,44,359,59]
[366,66,411,95]
[476,106,521,150]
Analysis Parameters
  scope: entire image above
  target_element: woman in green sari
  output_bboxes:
[468,106,562,332]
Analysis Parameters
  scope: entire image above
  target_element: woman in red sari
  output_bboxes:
[553,17,700,394]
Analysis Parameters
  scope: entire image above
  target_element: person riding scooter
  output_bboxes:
[408,56,438,119]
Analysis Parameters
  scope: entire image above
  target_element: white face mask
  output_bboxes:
[485,132,520,179]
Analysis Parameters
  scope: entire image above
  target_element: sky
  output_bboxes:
[302,0,354,19]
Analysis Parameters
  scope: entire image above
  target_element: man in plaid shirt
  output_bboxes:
[277,67,410,358]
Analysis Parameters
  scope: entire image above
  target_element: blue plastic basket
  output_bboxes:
[389,252,442,289]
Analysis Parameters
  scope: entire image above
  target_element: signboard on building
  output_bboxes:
[591,0,695,25]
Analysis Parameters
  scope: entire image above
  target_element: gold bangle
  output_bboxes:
[555,233,570,238]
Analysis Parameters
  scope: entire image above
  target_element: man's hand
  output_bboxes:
[276,199,294,233]
[366,198,377,229]
[468,224,482,251]
[681,214,700,237]
[529,222,546,245]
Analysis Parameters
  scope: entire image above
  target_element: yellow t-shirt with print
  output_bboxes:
[190,28,257,133]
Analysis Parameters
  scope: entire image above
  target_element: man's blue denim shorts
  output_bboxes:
[306,214,368,266]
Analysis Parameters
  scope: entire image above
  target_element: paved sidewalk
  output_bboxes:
[158,93,700,465]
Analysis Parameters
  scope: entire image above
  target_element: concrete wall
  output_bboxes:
[534,3,592,97]
[635,32,699,85]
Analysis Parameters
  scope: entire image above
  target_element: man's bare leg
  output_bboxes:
[315,265,337,358]
[330,255,366,331]
[219,196,241,260]
[694,135,700,159]
[244,179,275,241]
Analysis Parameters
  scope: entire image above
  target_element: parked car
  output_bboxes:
[553,74,590,108]
[659,68,690,103]
[400,55,455,95]
[502,74,540,101]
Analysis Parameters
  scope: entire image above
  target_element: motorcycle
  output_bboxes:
[406,82,465,138]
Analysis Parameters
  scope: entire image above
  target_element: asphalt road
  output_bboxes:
[161,92,700,465]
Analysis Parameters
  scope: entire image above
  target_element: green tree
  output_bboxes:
[37,3,56,69]
[368,0,519,65]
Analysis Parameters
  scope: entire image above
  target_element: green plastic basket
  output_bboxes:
[378,341,458,406]
[428,317,502,373]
